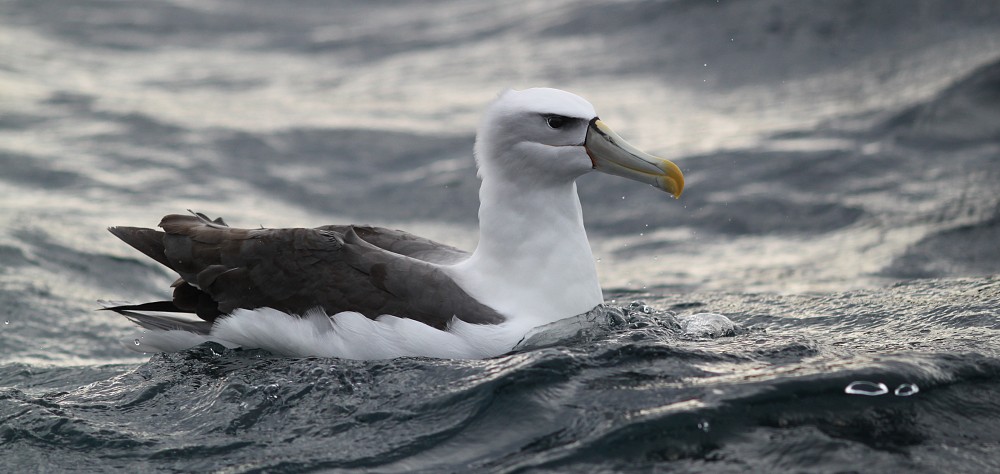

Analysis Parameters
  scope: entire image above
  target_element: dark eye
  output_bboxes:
[545,115,570,129]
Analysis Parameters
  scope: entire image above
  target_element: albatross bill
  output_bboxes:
[104,87,685,360]
[585,119,684,198]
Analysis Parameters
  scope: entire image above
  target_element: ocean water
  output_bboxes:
[1,0,999,471]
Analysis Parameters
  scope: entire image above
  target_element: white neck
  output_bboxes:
[446,174,604,330]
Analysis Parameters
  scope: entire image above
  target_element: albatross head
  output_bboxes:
[474,88,684,197]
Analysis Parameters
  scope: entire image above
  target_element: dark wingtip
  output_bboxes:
[107,226,171,267]
[100,301,187,314]
[107,225,130,239]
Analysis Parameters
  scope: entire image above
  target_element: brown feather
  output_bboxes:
[108,212,505,330]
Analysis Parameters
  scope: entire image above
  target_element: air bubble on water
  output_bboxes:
[845,381,888,396]
[621,195,626,200]
[3,320,8,325]
[641,305,653,314]
[894,383,919,396]
[697,420,710,432]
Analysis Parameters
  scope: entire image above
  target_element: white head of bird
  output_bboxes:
[473,88,684,197]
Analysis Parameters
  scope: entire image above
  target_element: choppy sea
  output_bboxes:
[2,0,999,471]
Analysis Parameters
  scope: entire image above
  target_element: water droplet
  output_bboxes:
[894,383,919,396]
[845,381,888,396]
[134,339,141,346]
[697,420,710,432]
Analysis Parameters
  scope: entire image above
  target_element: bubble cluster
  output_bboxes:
[845,381,920,397]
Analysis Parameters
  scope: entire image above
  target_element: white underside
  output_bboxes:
[127,308,528,359]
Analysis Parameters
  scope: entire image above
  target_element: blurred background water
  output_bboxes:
[1,0,999,471]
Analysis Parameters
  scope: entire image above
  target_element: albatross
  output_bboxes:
[106,88,684,359]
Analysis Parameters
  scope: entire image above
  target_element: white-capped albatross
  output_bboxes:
[105,88,684,359]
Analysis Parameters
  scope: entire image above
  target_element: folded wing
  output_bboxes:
[107,212,503,330]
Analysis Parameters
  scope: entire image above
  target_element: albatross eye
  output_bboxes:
[545,115,571,129]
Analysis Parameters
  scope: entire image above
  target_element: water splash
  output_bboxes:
[627,301,655,314]
[678,313,738,337]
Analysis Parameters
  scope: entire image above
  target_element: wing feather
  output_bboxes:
[107,212,502,330]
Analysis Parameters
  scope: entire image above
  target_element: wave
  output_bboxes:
[2,332,998,471]
[881,58,1000,146]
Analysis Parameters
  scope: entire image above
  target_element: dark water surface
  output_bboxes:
[2,0,1000,472]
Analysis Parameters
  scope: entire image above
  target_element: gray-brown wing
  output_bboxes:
[314,224,469,264]
[108,213,503,329]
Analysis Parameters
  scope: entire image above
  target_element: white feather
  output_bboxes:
[126,308,522,359]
